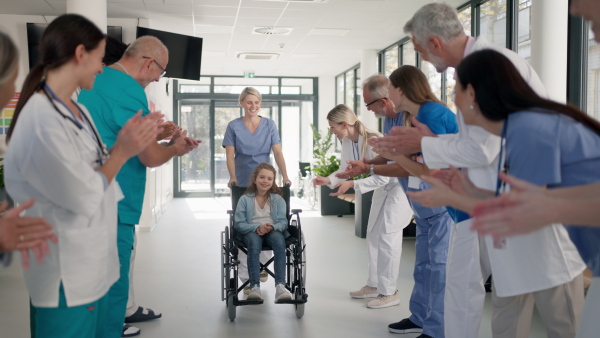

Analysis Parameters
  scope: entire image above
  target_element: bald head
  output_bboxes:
[124,36,168,61]
[118,35,169,88]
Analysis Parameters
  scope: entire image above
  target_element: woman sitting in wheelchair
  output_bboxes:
[234,163,293,302]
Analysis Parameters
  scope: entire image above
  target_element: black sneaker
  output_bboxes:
[416,335,433,338]
[388,318,423,334]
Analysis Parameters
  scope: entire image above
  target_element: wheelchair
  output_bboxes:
[221,184,308,321]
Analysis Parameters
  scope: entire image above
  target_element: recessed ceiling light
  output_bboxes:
[256,0,328,2]
[236,52,281,60]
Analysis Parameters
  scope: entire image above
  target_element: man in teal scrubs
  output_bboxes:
[79,36,199,338]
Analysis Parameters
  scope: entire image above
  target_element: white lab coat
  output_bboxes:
[5,93,122,308]
[328,135,413,294]
[421,37,585,337]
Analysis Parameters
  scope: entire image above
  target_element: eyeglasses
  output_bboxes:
[364,98,387,107]
[142,56,166,77]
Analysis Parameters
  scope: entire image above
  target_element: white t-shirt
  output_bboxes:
[252,198,274,226]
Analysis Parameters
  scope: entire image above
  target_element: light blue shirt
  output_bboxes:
[505,110,600,276]
[222,117,280,187]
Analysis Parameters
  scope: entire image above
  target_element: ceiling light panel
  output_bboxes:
[309,28,350,36]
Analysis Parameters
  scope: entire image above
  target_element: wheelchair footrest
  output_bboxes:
[234,299,264,306]
[276,294,308,304]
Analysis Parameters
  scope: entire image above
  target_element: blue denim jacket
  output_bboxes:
[234,193,289,237]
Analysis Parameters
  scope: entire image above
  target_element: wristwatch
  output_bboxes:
[369,164,375,176]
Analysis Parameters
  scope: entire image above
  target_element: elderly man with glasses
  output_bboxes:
[79,35,200,338]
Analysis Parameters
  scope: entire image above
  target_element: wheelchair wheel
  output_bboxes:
[221,227,231,301]
[227,293,236,321]
[295,288,305,319]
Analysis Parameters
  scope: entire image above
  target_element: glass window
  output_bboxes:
[336,75,345,105]
[282,78,313,94]
[179,85,210,93]
[384,45,399,76]
[420,61,443,104]
[458,5,472,36]
[517,0,532,61]
[345,69,355,109]
[445,68,457,113]
[402,41,416,66]
[479,0,507,48]
[587,25,600,121]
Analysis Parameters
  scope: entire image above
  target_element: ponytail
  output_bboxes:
[354,119,381,159]
[7,64,45,142]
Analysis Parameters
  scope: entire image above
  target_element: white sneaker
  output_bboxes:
[367,292,400,309]
[275,284,292,302]
[260,270,268,282]
[247,285,262,300]
[243,285,250,295]
[349,285,378,299]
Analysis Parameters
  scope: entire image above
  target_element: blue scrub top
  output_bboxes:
[79,67,150,225]
[505,110,600,276]
[385,101,460,220]
[222,117,280,187]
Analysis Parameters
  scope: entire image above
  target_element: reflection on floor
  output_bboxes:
[0,197,547,338]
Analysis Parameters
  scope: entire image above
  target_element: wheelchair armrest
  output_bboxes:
[291,209,302,214]
[227,210,234,215]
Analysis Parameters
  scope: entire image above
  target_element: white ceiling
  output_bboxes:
[0,0,465,77]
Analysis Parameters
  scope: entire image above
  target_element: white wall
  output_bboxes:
[317,76,335,132]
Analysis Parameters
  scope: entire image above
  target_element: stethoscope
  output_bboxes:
[493,116,509,249]
[42,84,109,165]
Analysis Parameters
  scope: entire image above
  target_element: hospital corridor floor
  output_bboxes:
[0,197,547,338]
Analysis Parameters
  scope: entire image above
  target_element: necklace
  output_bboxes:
[114,62,130,75]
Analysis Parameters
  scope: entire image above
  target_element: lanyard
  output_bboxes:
[43,85,109,165]
[495,117,509,196]
[493,117,509,249]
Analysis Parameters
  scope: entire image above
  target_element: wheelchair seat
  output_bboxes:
[221,184,307,321]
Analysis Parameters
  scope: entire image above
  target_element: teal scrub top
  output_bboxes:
[78,67,150,225]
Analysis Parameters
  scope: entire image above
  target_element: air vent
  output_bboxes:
[253,27,293,35]
[236,52,280,60]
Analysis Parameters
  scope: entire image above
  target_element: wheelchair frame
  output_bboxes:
[221,187,308,321]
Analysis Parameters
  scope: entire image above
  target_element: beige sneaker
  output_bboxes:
[260,270,268,282]
[349,285,378,299]
[243,285,251,295]
[367,292,400,309]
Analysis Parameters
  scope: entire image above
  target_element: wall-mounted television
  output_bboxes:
[136,27,203,81]
[26,23,123,70]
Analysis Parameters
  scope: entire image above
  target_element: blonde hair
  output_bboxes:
[0,31,18,87]
[327,104,381,159]
[239,87,262,103]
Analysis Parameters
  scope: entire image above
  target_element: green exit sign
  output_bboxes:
[244,72,255,78]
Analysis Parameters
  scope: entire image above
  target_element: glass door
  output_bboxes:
[178,100,211,196]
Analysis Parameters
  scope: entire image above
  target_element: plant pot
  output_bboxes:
[354,190,373,238]
[319,185,354,216]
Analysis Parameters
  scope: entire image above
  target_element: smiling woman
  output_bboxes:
[3,14,161,338]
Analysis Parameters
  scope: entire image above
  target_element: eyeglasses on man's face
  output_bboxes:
[142,56,166,77]
[364,97,387,107]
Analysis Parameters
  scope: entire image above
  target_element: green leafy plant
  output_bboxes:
[310,124,340,177]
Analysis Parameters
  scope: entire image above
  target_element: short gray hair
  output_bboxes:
[0,30,18,86]
[124,35,168,60]
[362,74,389,100]
[404,3,465,46]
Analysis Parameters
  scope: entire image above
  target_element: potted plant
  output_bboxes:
[310,125,355,216]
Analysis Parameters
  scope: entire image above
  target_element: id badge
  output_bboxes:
[408,176,421,189]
